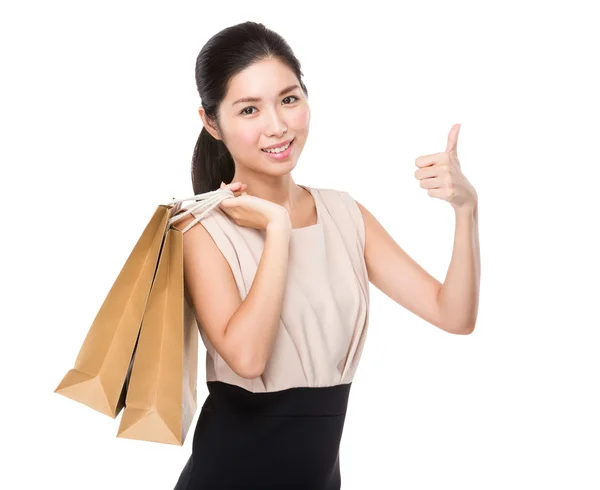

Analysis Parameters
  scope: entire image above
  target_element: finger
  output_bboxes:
[415,153,444,168]
[420,177,443,189]
[445,123,461,155]
[219,197,235,208]
[221,181,244,191]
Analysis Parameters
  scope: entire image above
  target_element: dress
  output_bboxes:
[174,185,370,490]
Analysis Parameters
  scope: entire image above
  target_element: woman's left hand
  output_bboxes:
[414,123,478,212]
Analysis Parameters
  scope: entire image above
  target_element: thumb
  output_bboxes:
[445,123,461,155]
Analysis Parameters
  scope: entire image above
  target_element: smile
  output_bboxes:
[262,140,292,153]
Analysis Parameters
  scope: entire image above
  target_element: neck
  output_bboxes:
[230,173,303,209]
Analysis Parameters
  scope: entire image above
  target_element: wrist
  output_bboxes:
[454,202,477,216]
[266,212,292,234]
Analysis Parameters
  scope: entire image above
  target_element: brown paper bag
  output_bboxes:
[54,203,179,418]
[115,188,235,445]
[54,188,234,440]
[116,226,198,445]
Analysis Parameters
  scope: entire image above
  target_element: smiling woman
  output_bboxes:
[190,32,311,196]
[171,21,370,490]
[194,57,310,187]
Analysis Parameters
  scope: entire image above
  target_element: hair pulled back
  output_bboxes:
[192,21,308,194]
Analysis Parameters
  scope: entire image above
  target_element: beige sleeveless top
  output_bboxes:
[186,185,370,393]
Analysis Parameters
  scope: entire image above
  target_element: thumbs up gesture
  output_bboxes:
[414,123,478,212]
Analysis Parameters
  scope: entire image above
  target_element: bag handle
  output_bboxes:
[166,188,235,234]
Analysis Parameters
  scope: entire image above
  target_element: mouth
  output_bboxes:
[261,138,294,153]
[260,138,295,161]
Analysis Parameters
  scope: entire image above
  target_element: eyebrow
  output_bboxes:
[231,84,301,106]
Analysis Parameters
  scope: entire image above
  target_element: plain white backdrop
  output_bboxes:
[1,0,599,488]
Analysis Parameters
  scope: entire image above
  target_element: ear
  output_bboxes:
[198,106,222,141]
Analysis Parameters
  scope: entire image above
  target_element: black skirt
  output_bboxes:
[173,380,352,490]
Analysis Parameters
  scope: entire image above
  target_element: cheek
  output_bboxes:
[290,106,310,130]
[230,127,261,149]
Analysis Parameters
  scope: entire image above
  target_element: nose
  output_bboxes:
[264,109,287,137]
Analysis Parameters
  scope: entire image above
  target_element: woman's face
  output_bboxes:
[200,58,311,177]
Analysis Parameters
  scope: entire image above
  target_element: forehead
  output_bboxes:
[225,58,298,101]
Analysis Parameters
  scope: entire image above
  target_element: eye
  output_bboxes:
[239,95,300,116]
[240,106,257,116]
[283,95,299,104]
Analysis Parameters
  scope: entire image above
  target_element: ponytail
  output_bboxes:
[191,126,235,195]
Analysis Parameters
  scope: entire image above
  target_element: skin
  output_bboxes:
[199,57,314,228]
[357,122,480,335]
[177,59,480,378]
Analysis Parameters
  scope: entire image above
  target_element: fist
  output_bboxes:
[413,123,478,211]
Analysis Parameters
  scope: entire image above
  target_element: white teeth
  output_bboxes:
[262,141,291,153]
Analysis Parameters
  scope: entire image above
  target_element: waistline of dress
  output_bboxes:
[201,381,352,417]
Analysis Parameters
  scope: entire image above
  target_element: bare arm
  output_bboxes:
[355,199,479,335]
[174,212,291,379]
[226,220,292,377]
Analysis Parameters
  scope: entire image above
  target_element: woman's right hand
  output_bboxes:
[218,181,291,231]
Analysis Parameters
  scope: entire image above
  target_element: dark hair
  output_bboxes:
[191,21,309,194]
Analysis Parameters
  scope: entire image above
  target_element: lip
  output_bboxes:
[261,138,293,150]
[261,138,294,161]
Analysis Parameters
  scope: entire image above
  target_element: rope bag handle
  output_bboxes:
[165,188,235,234]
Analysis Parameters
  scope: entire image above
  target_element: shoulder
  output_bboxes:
[312,186,363,216]
[169,207,234,277]
[312,186,366,247]
[170,205,241,274]
[170,207,201,233]
[311,186,354,203]
[169,206,219,243]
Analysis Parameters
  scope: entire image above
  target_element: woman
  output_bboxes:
[173,21,480,490]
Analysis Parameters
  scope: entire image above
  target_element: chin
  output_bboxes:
[265,158,299,175]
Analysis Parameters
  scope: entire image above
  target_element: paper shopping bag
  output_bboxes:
[116,225,198,445]
[54,187,233,431]
[114,188,235,444]
[54,204,179,418]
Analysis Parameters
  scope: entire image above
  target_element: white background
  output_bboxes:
[2,1,599,488]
